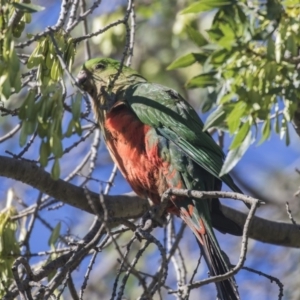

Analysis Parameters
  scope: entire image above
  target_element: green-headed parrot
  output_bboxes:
[77,58,243,300]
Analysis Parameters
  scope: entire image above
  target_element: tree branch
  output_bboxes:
[1,155,299,248]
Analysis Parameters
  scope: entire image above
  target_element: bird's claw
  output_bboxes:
[140,205,168,231]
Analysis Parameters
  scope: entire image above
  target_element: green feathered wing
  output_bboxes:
[124,83,242,193]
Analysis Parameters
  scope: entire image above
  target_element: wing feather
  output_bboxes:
[124,82,242,194]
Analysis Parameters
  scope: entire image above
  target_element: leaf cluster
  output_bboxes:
[1,2,79,179]
[168,0,300,173]
[0,205,19,297]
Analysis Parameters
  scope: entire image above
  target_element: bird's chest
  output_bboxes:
[104,105,168,201]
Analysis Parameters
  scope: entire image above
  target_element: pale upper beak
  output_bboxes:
[76,69,87,86]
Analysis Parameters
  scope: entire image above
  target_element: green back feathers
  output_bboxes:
[124,82,242,194]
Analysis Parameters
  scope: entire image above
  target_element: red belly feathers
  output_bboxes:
[104,104,164,204]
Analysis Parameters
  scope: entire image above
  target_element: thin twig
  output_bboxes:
[15,0,71,49]
[47,125,96,162]
[137,229,168,297]
[242,266,284,300]
[79,0,91,60]
[0,123,21,143]
[167,220,184,300]
[104,164,118,195]
[111,237,136,300]
[117,239,151,300]
[66,0,80,30]
[73,19,125,44]
[126,0,136,66]
[15,131,37,159]
[183,254,202,300]
[44,224,105,297]
[285,202,300,231]
[20,192,43,252]
[109,0,134,89]
[79,250,98,300]
[67,0,103,33]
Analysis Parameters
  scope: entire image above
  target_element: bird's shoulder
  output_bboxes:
[123,82,203,130]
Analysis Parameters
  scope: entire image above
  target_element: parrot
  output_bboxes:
[76,57,243,300]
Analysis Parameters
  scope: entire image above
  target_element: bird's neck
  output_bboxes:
[92,74,146,139]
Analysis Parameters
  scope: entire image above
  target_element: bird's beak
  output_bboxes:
[76,69,87,86]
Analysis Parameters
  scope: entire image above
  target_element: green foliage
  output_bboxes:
[167,52,207,70]
[0,31,21,100]
[186,25,208,47]
[91,9,126,56]
[18,87,82,179]
[0,2,22,101]
[1,2,78,179]
[47,222,61,281]
[27,32,75,84]
[48,222,61,247]
[18,85,64,172]
[181,0,234,14]
[20,32,76,179]
[0,203,20,298]
[186,71,218,88]
[9,0,33,38]
[11,2,45,13]
[168,0,300,174]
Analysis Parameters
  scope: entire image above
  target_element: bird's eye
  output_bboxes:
[95,63,105,70]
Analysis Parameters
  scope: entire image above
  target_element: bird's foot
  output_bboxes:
[135,207,168,242]
[140,205,168,232]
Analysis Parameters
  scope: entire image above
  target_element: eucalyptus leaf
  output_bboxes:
[259,117,271,144]
[181,0,233,14]
[203,106,227,131]
[51,158,60,180]
[230,121,251,150]
[186,25,207,47]
[220,130,252,176]
[12,2,45,13]
[167,53,207,70]
[48,222,61,247]
[186,72,218,89]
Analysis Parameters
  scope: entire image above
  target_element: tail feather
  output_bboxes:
[200,232,240,300]
[179,203,240,300]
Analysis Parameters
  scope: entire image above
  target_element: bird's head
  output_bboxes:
[76,57,144,100]
[76,57,145,126]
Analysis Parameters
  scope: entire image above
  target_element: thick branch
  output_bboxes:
[1,155,299,248]
[0,156,148,222]
[220,205,299,247]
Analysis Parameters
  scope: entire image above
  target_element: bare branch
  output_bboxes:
[286,202,300,231]
[1,155,300,248]
[242,266,284,300]
[0,123,21,143]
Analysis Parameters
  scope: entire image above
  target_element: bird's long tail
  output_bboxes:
[179,200,240,300]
